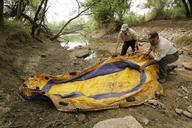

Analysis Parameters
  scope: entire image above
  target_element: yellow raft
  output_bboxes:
[19,55,163,112]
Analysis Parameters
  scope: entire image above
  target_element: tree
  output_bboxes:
[145,0,192,19]
[4,0,49,37]
[0,0,4,25]
[31,0,48,37]
[15,0,30,20]
[51,0,99,40]
[182,0,192,17]
[112,0,131,22]
[87,0,131,25]
[145,0,168,19]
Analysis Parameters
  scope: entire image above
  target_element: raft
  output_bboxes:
[19,55,163,112]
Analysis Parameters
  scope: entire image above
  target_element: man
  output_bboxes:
[116,24,139,55]
[140,32,179,83]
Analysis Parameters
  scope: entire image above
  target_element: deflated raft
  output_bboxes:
[19,55,163,112]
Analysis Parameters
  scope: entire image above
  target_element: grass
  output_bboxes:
[165,7,186,19]
[123,13,146,27]
[4,18,31,32]
[175,34,192,46]
[48,21,64,31]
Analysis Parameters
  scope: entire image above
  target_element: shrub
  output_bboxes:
[164,6,186,19]
[175,34,192,46]
[123,13,146,27]
[4,18,30,32]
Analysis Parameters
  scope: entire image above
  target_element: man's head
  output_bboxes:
[148,32,159,46]
[121,24,129,32]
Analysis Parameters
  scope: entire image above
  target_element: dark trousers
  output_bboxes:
[159,52,179,79]
[121,40,136,55]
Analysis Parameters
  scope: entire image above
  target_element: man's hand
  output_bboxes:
[142,53,149,58]
[139,59,158,71]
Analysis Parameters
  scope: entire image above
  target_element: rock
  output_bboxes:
[148,100,158,106]
[183,111,192,119]
[177,92,183,97]
[187,106,192,113]
[179,28,186,32]
[148,100,166,109]
[93,116,143,128]
[181,86,189,93]
[75,49,90,58]
[175,108,183,115]
[183,63,192,71]
[140,117,149,125]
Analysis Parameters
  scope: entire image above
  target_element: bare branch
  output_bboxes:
[75,0,81,13]
[51,6,90,40]
[21,13,33,24]
[50,0,100,40]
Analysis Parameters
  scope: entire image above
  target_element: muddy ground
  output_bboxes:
[0,20,192,128]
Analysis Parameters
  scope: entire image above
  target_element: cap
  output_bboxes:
[121,24,129,31]
[148,32,159,39]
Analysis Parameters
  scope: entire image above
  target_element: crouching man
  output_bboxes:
[140,32,179,83]
[116,24,139,55]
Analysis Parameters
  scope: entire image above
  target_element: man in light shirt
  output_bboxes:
[140,32,179,83]
[116,24,139,55]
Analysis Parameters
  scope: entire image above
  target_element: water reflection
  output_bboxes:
[59,33,112,60]
[59,33,89,50]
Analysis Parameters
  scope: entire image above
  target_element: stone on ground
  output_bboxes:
[187,105,192,113]
[75,49,90,58]
[93,116,143,128]
[183,63,192,71]
[183,111,192,119]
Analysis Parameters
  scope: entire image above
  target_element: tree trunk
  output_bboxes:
[182,0,191,17]
[16,0,21,19]
[37,0,48,36]
[188,0,192,16]
[0,0,4,25]
[31,0,45,36]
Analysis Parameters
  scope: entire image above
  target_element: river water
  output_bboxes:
[59,33,111,60]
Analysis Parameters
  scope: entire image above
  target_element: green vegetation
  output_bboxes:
[144,0,192,20]
[175,34,192,46]
[85,0,192,31]
[123,13,146,27]
[1,0,192,39]
[4,18,30,32]
[144,0,167,20]
[48,18,86,34]
[86,0,131,25]
[84,18,98,32]
[165,6,186,19]
[48,21,64,31]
